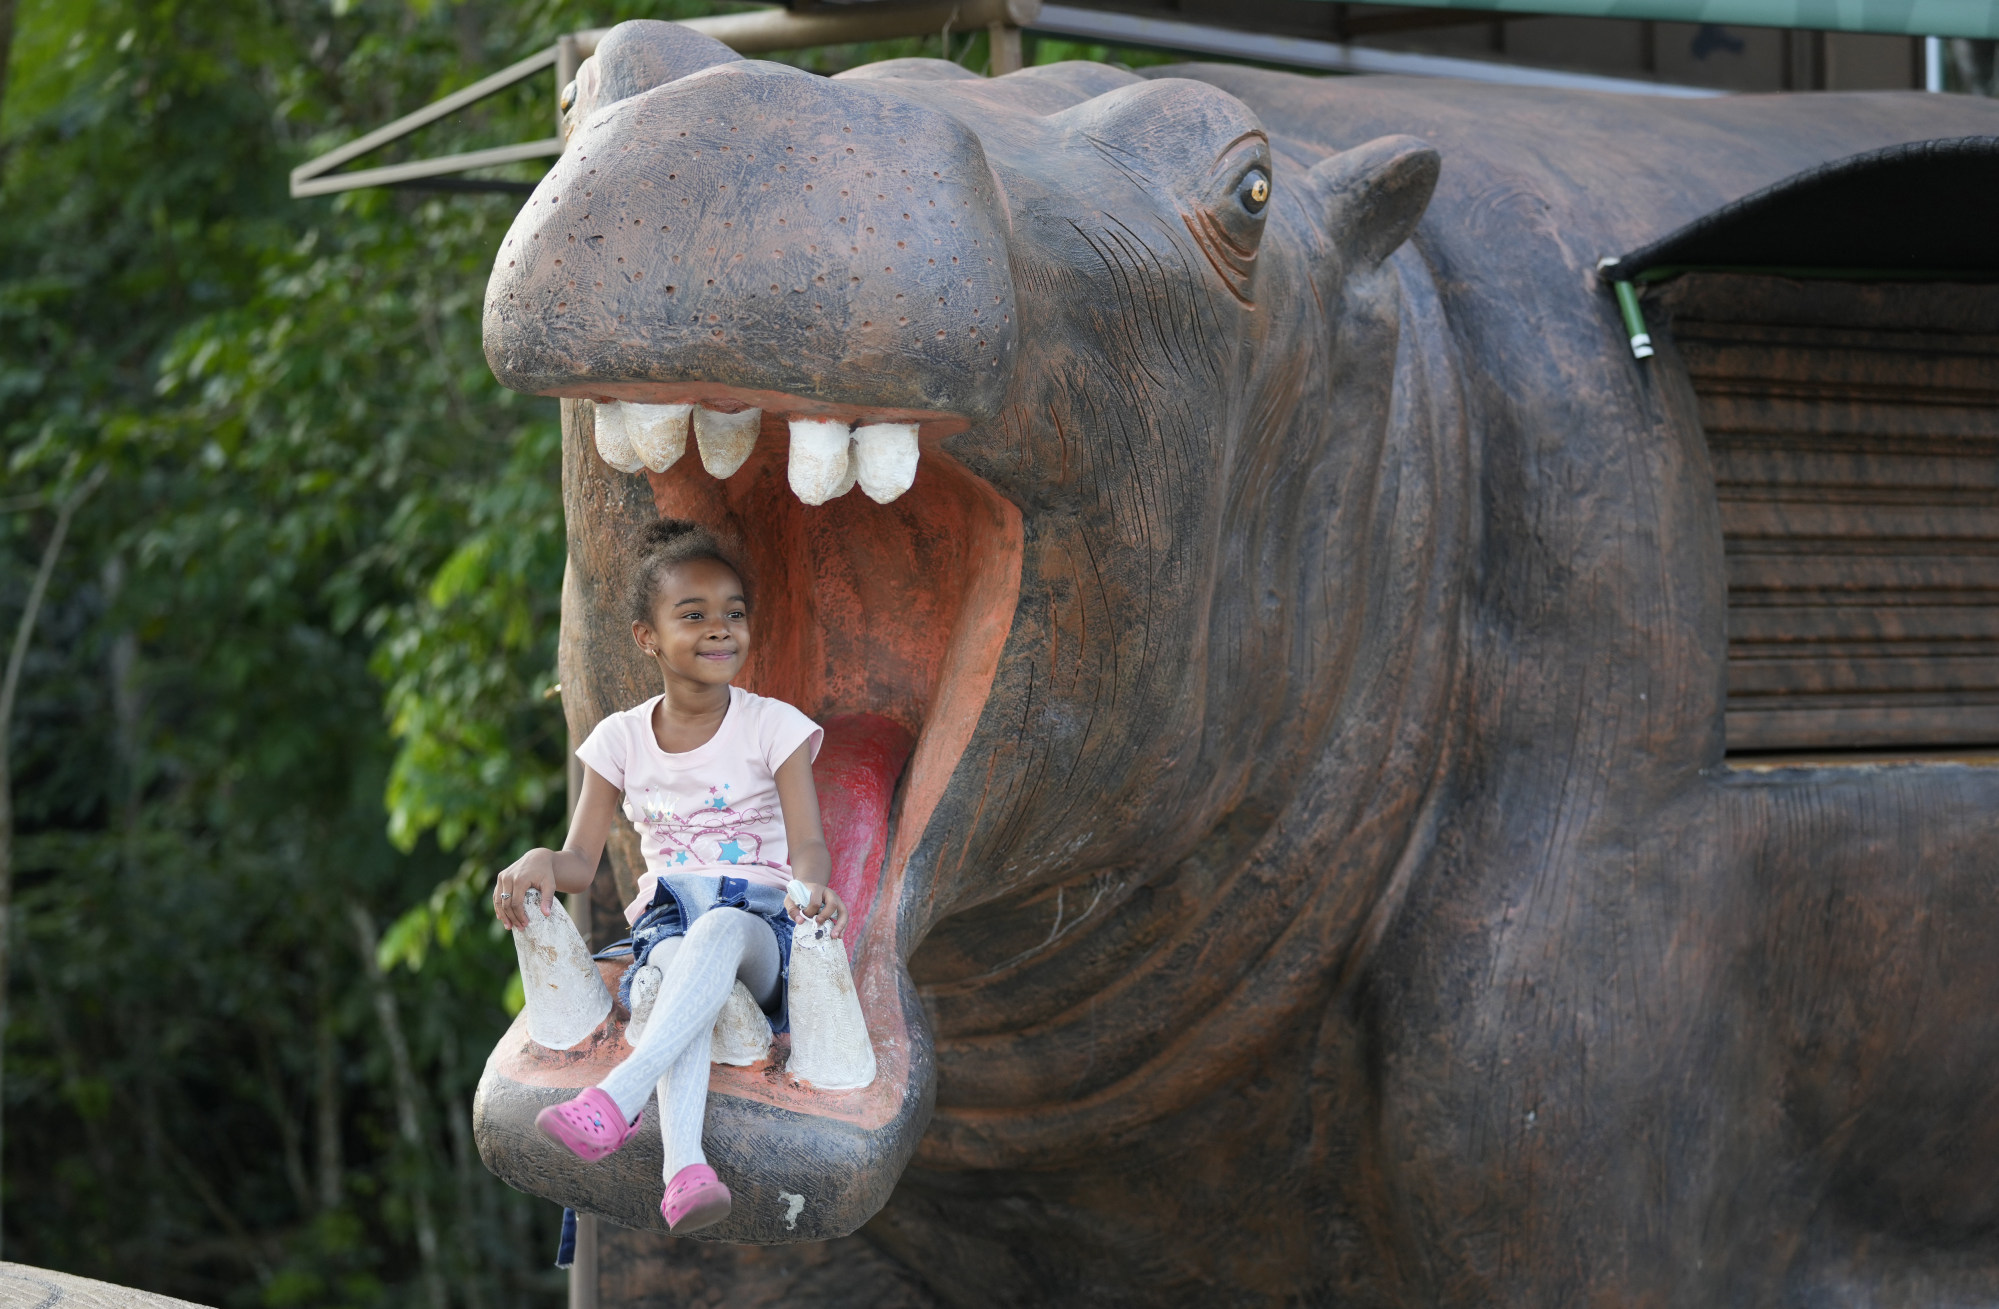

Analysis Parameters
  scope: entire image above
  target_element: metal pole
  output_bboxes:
[557,33,581,130]
[989,21,1024,73]
[570,0,1042,58]
[566,1211,599,1309]
[1924,35,1946,90]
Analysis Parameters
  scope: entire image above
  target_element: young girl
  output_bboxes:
[491,517,845,1234]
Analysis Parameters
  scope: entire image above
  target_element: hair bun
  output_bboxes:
[627,517,749,625]
[639,517,702,549]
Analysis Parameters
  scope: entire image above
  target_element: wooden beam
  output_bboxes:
[570,0,1042,59]
[291,2,1043,199]
[290,45,557,191]
[291,138,562,198]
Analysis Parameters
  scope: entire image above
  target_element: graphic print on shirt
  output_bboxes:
[627,784,782,872]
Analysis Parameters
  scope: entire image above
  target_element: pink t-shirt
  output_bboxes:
[575,685,823,924]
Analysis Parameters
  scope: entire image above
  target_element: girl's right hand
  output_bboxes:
[494,850,558,931]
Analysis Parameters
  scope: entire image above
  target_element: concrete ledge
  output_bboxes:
[0,1264,211,1309]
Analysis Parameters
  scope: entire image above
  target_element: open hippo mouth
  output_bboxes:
[472,21,1027,1243]
[585,393,1023,944]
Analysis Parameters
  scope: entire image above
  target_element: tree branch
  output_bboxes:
[350,903,450,1309]
[0,463,105,1260]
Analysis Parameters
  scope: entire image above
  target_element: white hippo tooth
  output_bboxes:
[783,879,876,1090]
[709,980,774,1066]
[624,961,663,1046]
[591,401,644,474]
[693,406,761,478]
[623,402,691,473]
[510,888,612,1051]
[830,437,859,498]
[787,418,852,506]
[852,422,920,504]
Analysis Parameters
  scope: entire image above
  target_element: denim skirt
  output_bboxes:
[595,872,794,1035]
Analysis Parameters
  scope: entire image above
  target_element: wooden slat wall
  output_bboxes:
[1661,275,1999,754]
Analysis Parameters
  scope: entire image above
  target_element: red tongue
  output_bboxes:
[813,714,916,940]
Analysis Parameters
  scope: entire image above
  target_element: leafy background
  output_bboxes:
[0,2,1162,1306]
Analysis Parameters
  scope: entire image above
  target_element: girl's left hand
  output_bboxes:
[787,881,847,938]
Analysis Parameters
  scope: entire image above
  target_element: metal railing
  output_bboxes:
[290,0,1037,198]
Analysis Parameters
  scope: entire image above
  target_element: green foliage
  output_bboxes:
[0,0,642,1303]
[1019,34,1186,70]
[375,421,565,866]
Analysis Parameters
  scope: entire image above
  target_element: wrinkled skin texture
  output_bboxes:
[474,22,1999,1304]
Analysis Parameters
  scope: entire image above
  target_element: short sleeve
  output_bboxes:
[758,696,823,773]
[575,712,629,791]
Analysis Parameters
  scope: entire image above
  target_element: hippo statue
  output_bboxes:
[472,19,1999,1304]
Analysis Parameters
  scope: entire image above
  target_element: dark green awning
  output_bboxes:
[1327,0,1999,39]
[1611,136,1999,284]
[1600,136,1999,357]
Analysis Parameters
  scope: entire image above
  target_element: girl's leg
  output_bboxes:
[655,1021,732,1231]
[598,907,778,1122]
[656,1020,715,1181]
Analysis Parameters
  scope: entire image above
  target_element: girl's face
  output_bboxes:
[633,558,750,690]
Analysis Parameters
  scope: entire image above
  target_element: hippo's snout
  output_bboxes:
[484,58,1018,453]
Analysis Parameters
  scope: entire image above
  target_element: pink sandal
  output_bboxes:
[535,1088,637,1162]
[662,1164,732,1233]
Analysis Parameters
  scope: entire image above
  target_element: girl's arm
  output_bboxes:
[773,741,847,937]
[492,765,620,930]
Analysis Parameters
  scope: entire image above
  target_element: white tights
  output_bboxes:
[596,908,779,1179]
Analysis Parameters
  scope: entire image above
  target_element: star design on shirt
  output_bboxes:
[717,840,747,864]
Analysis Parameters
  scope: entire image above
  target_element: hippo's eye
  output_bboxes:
[1236,170,1270,215]
[560,80,578,114]
[1191,140,1271,303]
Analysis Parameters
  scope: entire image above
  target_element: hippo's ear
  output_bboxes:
[567,20,741,125]
[1305,135,1439,273]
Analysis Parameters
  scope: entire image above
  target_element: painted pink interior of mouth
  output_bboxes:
[652,429,1020,954]
[815,713,915,937]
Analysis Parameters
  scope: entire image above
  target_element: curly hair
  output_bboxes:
[627,518,750,625]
